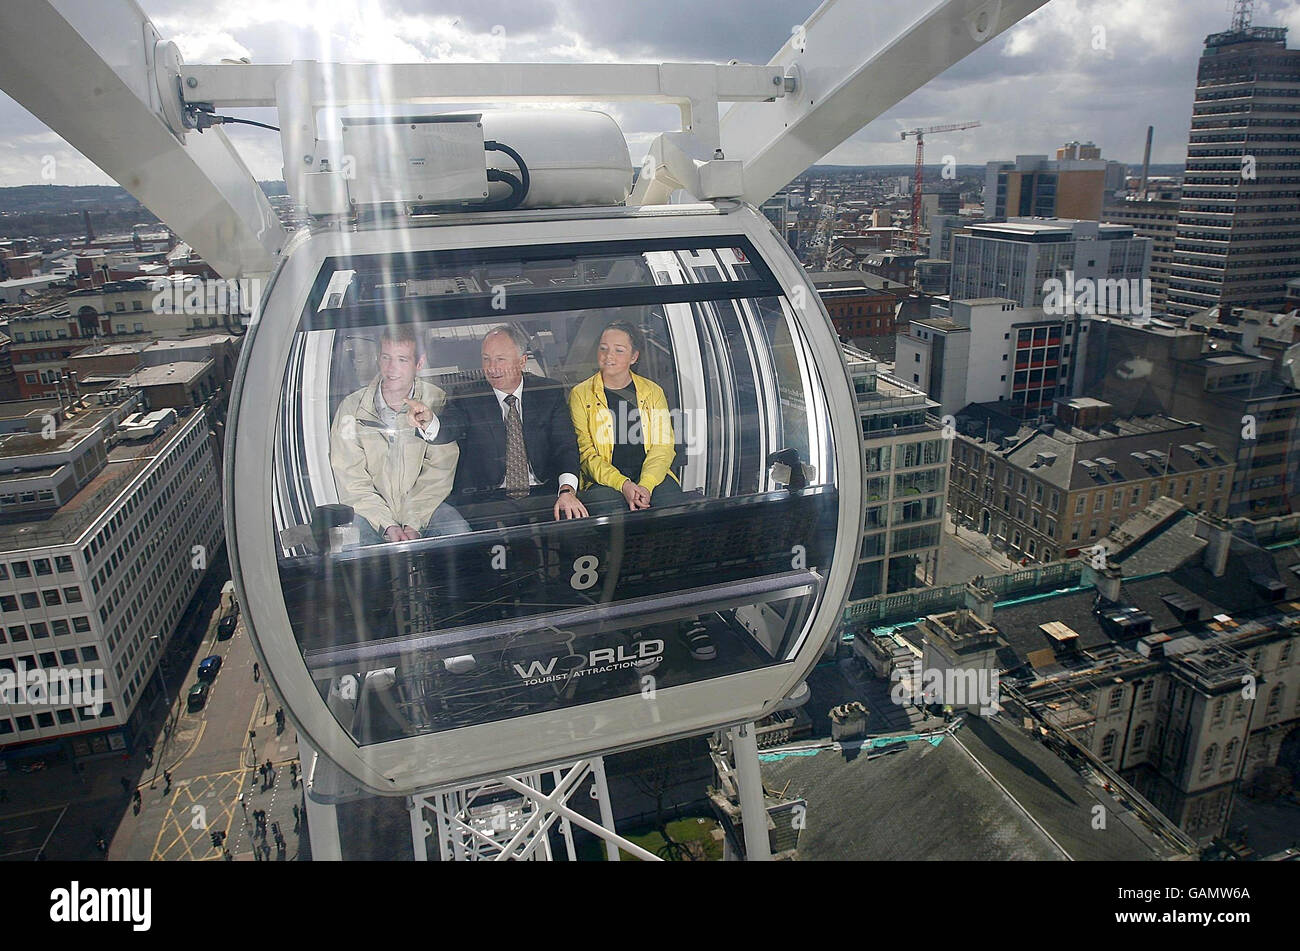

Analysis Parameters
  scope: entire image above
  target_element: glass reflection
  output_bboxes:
[274,242,839,744]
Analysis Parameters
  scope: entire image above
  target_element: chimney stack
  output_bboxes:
[964,579,997,623]
[1138,125,1153,199]
[1196,515,1233,578]
[1083,560,1123,603]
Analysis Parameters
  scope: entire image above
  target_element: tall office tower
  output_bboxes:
[1102,192,1180,310]
[983,146,1126,221]
[0,400,222,758]
[844,347,947,599]
[1166,20,1300,319]
[949,219,1151,310]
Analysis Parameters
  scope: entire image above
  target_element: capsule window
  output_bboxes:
[272,239,839,745]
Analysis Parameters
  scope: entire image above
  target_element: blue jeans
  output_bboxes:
[355,502,471,546]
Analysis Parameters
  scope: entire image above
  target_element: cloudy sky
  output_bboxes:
[2,0,1299,187]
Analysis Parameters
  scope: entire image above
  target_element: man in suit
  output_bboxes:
[406,325,588,523]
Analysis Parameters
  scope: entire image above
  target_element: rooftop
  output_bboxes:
[913,317,965,333]
[144,333,237,351]
[957,296,1020,307]
[0,405,193,551]
[121,361,212,387]
[759,705,1178,859]
[809,270,910,293]
[0,274,71,289]
[954,408,1234,491]
[67,277,157,297]
[0,397,72,423]
[68,342,147,359]
[964,219,1136,242]
[0,425,100,459]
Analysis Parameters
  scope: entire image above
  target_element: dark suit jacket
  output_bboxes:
[435,374,580,494]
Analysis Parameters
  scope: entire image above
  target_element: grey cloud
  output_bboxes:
[385,0,561,35]
[1,0,1294,185]
[555,0,820,62]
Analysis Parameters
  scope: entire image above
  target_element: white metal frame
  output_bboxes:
[411,758,663,862]
[0,0,1049,281]
[0,0,1053,860]
[303,728,776,862]
[227,204,864,795]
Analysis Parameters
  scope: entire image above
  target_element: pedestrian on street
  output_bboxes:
[253,662,260,682]
[292,804,300,822]
[239,793,246,814]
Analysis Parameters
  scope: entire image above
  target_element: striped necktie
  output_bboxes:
[503,393,529,499]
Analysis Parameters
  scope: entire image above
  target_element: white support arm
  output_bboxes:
[0,0,285,279]
[720,0,1050,205]
[179,61,784,115]
[181,60,787,205]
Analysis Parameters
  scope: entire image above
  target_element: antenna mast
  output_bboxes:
[1231,0,1253,32]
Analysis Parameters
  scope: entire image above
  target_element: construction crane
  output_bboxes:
[900,121,980,251]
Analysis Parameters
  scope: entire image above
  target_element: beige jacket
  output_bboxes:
[329,377,459,533]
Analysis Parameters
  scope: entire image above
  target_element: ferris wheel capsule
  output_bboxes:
[226,198,864,795]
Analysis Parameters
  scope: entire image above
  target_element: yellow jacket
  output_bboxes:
[568,370,679,492]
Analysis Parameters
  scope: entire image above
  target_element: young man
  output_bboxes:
[330,325,469,543]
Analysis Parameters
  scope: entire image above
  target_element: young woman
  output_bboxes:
[568,321,685,514]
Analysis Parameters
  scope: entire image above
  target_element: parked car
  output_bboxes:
[187,682,209,711]
[197,655,222,681]
[217,615,237,640]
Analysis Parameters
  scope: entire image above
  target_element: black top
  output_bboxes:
[605,383,645,484]
[432,374,581,494]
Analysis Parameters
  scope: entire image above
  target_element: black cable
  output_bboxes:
[484,168,524,209]
[479,140,530,211]
[214,116,281,132]
[186,104,280,133]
